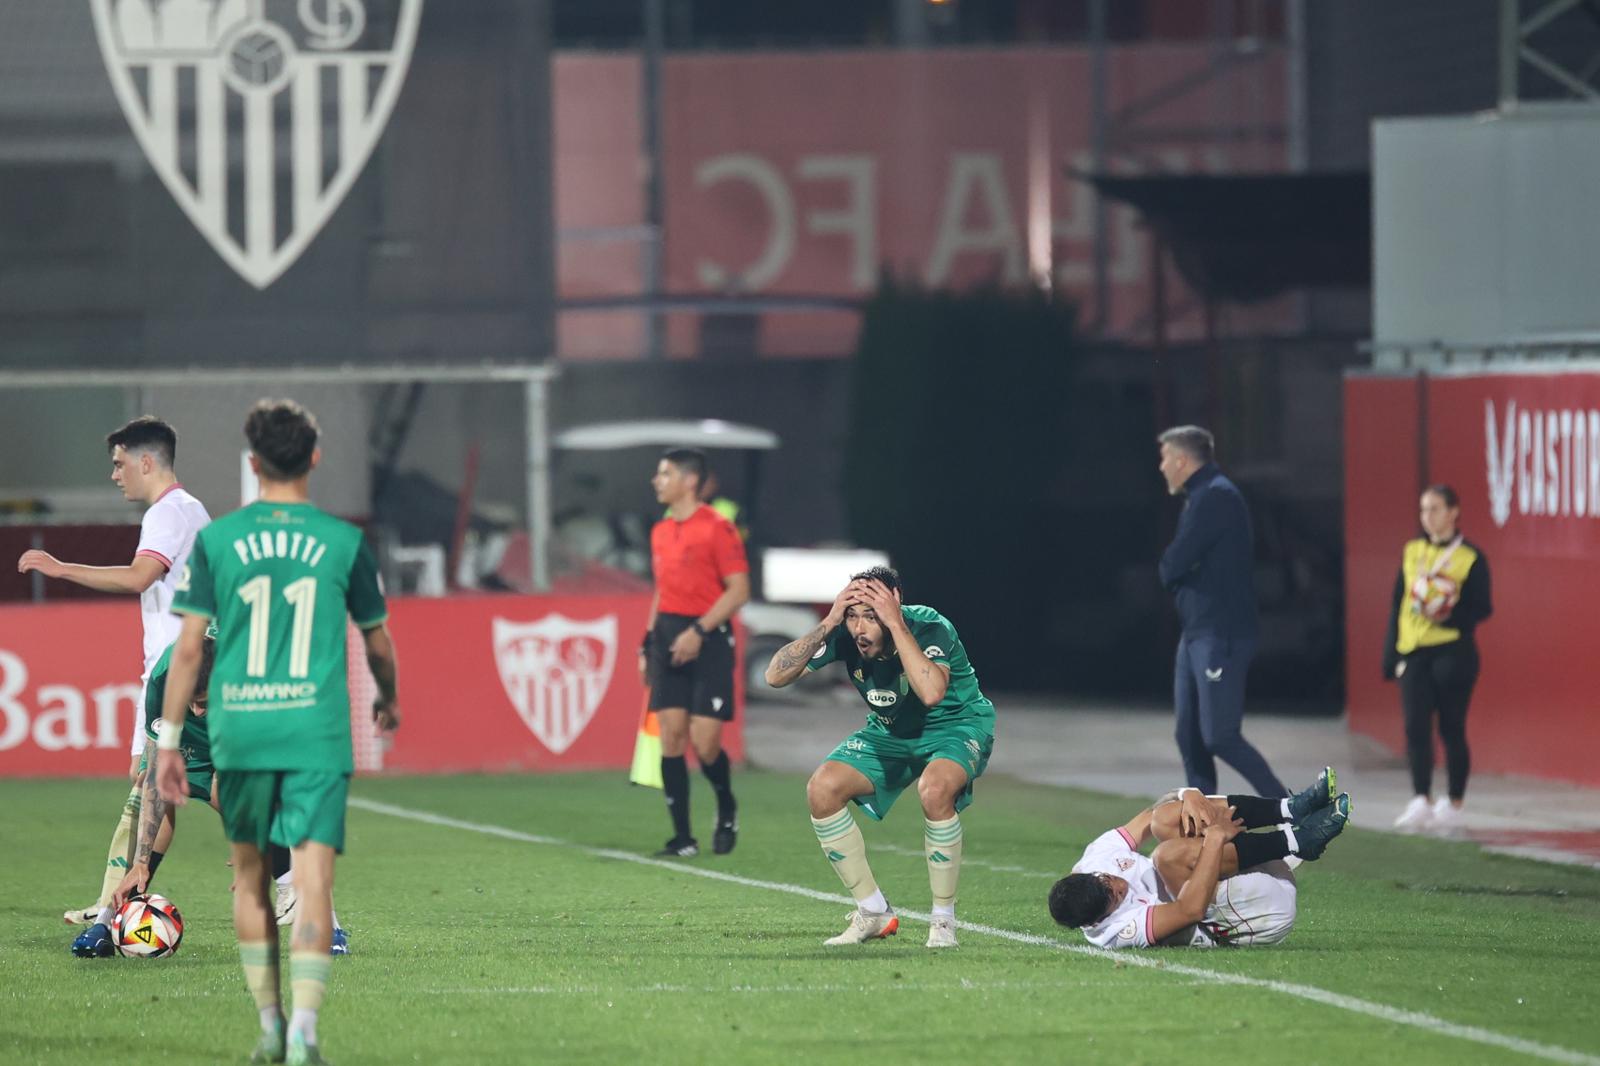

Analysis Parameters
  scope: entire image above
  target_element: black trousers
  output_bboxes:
[1398,641,1479,800]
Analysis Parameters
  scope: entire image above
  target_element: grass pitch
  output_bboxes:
[7,771,1600,1065]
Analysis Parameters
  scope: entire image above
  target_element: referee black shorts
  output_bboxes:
[647,613,736,720]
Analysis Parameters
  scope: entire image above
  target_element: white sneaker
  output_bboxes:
[1430,797,1465,835]
[63,903,102,925]
[274,883,299,927]
[926,915,958,948]
[824,906,899,945]
[1393,795,1433,832]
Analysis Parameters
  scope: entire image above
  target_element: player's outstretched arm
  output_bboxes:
[16,551,164,594]
[363,623,401,731]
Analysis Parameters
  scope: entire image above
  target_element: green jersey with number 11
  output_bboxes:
[172,501,387,773]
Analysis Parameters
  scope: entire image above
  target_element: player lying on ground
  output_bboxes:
[766,567,994,949]
[1047,771,1351,947]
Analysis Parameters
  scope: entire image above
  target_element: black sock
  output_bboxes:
[700,751,736,822]
[661,755,692,841]
[1226,794,1286,829]
[146,851,165,881]
[1231,829,1292,869]
[269,844,292,881]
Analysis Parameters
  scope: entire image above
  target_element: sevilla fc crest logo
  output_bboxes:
[492,615,617,755]
[90,0,423,288]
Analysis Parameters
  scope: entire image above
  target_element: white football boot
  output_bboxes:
[824,906,899,945]
[274,882,299,926]
[925,915,959,949]
[63,902,102,925]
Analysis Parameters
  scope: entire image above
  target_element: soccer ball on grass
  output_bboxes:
[112,894,184,958]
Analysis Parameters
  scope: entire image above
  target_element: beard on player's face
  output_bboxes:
[847,609,887,657]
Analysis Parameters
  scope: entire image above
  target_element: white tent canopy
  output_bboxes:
[555,419,779,452]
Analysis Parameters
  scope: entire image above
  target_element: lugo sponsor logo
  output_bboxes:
[865,688,898,707]
[0,650,141,752]
[1485,400,1600,527]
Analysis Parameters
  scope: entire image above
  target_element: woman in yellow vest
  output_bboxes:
[1383,484,1493,834]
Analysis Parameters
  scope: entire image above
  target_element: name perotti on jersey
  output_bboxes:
[172,501,387,774]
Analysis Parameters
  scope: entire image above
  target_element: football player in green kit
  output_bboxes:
[108,629,346,956]
[157,399,399,1066]
[71,631,219,957]
[765,567,995,949]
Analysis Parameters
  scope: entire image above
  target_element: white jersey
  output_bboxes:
[133,484,210,753]
[1190,860,1298,947]
[1073,829,1167,949]
[1073,828,1298,949]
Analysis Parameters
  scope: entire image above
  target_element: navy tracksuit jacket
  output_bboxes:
[1159,463,1285,796]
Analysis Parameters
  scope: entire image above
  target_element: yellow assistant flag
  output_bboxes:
[629,693,662,789]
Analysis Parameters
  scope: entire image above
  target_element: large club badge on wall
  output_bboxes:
[90,0,423,288]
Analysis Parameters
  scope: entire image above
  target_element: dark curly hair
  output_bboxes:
[1048,872,1112,928]
[849,565,901,597]
[245,399,320,480]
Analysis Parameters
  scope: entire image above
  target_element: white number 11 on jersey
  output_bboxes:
[237,575,319,678]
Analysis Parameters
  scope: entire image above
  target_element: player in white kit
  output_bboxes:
[1048,769,1351,948]
[17,417,211,948]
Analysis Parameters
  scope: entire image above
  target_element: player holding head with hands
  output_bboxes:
[766,567,995,949]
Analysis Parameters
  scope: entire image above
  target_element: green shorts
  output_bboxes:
[217,770,350,853]
[825,718,994,821]
[137,749,212,804]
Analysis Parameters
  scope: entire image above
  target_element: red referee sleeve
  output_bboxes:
[713,518,749,577]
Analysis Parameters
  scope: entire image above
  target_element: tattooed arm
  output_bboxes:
[764,582,862,688]
[765,621,837,689]
[113,737,167,908]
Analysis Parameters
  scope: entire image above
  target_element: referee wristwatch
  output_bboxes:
[691,621,711,638]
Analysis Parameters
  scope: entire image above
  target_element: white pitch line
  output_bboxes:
[348,797,1600,1066]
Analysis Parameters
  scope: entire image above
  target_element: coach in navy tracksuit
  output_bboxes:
[1156,426,1287,797]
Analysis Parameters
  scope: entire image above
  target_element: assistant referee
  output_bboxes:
[641,448,750,857]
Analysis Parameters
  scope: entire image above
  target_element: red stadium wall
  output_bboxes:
[554,45,1291,357]
[0,594,742,778]
[1345,370,1600,786]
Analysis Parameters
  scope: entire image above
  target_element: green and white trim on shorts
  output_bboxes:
[825,718,994,821]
